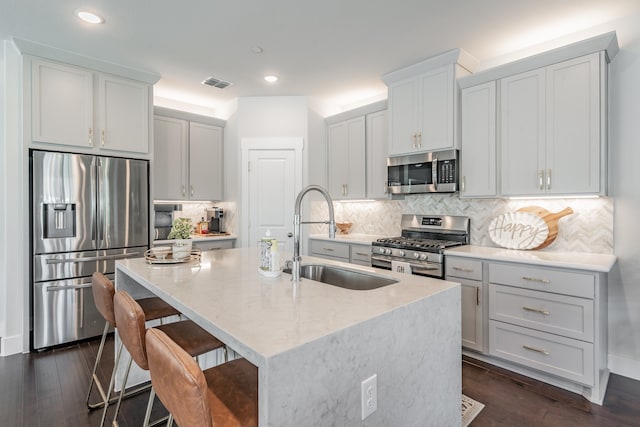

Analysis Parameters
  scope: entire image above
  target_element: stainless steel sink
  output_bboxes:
[283,264,398,290]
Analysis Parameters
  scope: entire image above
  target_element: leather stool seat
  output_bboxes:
[103,290,226,427]
[87,272,180,411]
[146,327,258,427]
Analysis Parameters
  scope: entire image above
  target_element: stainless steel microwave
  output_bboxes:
[387,149,459,194]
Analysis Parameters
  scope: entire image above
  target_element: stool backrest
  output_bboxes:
[114,290,150,370]
[92,272,116,328]
[146,328,213,427]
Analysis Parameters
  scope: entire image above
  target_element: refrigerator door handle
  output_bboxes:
[96,158,104,247]
[45,252,142,264]
[46,283,92,291]
[79,288,84,329]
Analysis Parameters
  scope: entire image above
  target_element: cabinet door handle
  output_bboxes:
[101,129,105,146]
[182,186,186,196]
[411,132,417,148]
[522,306,550,315]
[538,170,544,190]
[522,276,550,284]
[416,131,422,148]
[453,266,474,273]
[522,344,549,356]
[546,169,552,190]
[461,176,465,193]
[88,128,93,146]
[190,185,194,197]
[476,287,479,306]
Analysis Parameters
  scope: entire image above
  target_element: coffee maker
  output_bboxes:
[206,207,224,233]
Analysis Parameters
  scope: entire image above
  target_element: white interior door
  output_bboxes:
[243,140,302,255]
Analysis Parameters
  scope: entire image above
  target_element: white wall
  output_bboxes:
[234,96,312,248]
[609,32,640,380]
[0,41,6,345]
[0,40,26,355]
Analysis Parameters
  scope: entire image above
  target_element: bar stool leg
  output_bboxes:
[143,388,155,427]
[86,321,110,409]
[106,354,134,427]
[98,340,126,427]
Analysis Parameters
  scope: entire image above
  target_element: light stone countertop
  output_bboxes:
[116,247,458,363]
[309,233,386,245]
[445,245,617,272]
[116,247,462,425]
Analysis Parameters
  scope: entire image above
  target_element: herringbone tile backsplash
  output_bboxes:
[310,195,613,254]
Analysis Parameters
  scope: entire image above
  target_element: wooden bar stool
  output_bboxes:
[86,272,181,410]
[103,290,227,427]
[146,327,258,427]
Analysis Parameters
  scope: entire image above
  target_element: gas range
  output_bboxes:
[371,214,470,278]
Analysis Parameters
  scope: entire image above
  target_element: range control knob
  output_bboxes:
[419,253,428,261]
[383,248,391,255]
[378,248,386,254]
[398,250,405,257]
[413,252,420,259]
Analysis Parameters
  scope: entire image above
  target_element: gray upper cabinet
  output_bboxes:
[460,81,497,198]
[327,116,366,200]
[500,53,603,196]
[31,58,151,155]
[382,49,477,157]
[366,109,389,199]
[325,101,388,201]
[459,32,617,198]
[153,109,224,201]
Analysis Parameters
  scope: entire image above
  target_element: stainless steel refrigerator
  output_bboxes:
[31,150,149,349]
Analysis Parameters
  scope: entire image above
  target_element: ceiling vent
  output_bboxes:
[201,76,233,89]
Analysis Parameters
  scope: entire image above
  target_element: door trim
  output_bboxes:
[240,138,304,248]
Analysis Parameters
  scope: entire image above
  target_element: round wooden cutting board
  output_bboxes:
[516,206,574,249]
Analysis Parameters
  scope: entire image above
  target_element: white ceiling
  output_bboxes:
[2,0,640,117]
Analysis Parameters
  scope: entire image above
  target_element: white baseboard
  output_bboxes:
[608,353,640,381]
[1,333,24,356]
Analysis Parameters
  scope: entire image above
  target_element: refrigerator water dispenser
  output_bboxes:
[43,203,76,238]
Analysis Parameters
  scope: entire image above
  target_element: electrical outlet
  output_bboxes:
[361,374,377,420]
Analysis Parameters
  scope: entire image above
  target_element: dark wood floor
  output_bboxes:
[1,335,639,426]
[462,356,640,426]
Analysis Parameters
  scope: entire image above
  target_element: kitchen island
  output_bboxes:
[116,247,461,426]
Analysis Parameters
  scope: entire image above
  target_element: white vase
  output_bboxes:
[172,239,192,259]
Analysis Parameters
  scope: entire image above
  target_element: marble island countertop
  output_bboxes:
[445,245,617,272]
[115,247,462,425]
[117,247,458,361]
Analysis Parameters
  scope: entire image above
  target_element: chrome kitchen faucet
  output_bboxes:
[292,185,335,282]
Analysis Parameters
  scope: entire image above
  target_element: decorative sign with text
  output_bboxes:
[488,212,549,250]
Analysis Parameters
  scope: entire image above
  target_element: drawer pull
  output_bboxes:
[323,248,335,252]
[522,306,550,315]
[355,252,369,256]
[522,344,549,356]
[453,266,474,273]
[522,276,550,284]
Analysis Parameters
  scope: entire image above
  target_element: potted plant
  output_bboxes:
[168,217,193,259]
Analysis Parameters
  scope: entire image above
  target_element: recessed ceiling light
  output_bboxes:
[75,9,105,24]
[264,75,278,83]
[250,46,264,54]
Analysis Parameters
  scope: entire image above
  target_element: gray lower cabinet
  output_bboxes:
[448,253,609,404]
[309,239,371,266]
[193,239,234,251]
[487,260,607,403]
[446,257,485,352]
